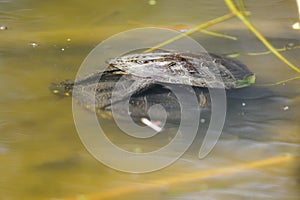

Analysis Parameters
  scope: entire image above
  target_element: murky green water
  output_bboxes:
[0,0,300,199]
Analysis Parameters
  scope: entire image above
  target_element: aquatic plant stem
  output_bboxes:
[258,75,300,86]
[224,0,300,74]
[62,155,294,200]
[144,13,237,53]
[128,20,237,40]
[198,29,237,40]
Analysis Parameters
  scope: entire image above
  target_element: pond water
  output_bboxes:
[0,0,299,199]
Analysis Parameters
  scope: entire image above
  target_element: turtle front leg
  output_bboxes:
[99,76,155,109]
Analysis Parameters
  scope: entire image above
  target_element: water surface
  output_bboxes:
[0,0,299,199]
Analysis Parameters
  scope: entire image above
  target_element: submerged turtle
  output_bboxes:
[51,52,255,114]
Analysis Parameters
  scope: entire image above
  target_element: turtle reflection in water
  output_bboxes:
[51,52,255,121]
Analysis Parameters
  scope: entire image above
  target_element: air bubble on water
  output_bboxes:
[148,0,156,6]
[200,118,206,123]
[29,42,38,47]
[61,48,65,51]
[0,25,7,30]
[242,102,246,107]
[292,22,300,30]
[67,38,71,42]
[283,106,289,111]
[179,29,188,33]
[0,145,9,154]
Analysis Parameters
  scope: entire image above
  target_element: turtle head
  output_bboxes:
[214,54,255,89]
[236,73,256,88]
[50,80,74,97]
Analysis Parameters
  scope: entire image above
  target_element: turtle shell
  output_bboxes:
[108,52,255,89]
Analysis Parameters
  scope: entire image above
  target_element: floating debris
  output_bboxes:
[141,118,162,132]
[286,42,295,50]
[283,106,289,111]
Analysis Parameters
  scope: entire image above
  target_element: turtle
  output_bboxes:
[51,71,210,123]
[51,51,255,111]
